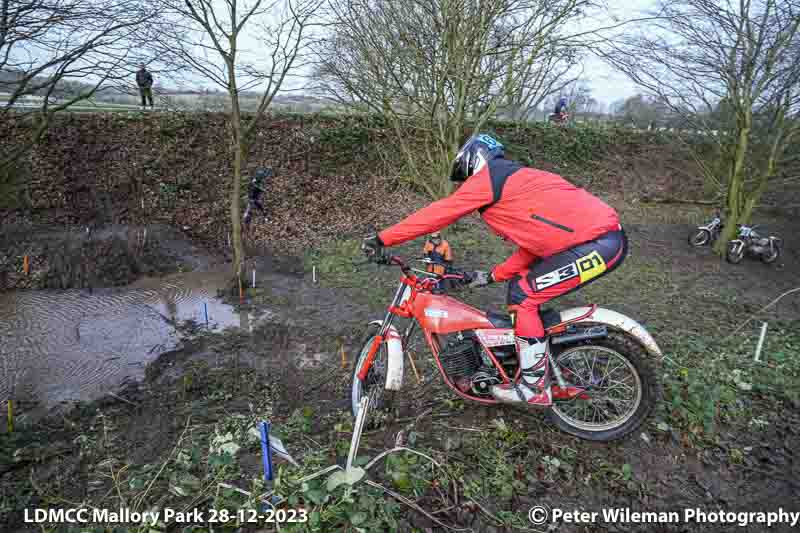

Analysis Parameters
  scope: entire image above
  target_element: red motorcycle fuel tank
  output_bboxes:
[411,292,494,334]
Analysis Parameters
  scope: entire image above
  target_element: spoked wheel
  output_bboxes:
[726,242,745,264]
[688,229,711,247]
[761,243,781,264]
[548,332,658,441]
[351,324,394,428]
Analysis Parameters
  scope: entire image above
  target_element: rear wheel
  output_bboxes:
[547,331,659,442]
[688,229,711,247]
[761,243,781,264]
[351,324,394,428]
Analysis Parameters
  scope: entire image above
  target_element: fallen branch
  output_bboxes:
[640,196,717,206]
[364,446,442,472]
[107,392,138,407]
[363,479,472,532]
[471,498,544,533]
[133,416,192,510]
[724,287,800,340]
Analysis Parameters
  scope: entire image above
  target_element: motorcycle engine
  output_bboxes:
[751,237,770,254]
[439,336,481,379]
[439,334,501,396]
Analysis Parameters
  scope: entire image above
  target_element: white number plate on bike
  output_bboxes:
[476,330,516,347]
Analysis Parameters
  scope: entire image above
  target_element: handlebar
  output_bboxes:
[362,252,472,284]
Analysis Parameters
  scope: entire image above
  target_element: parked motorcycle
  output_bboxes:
[352,254,661,442]
[726,225,782,264]
[688,212,724,247]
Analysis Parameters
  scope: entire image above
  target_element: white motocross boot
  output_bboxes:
[490,337,553,406]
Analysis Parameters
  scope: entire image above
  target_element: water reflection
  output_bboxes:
[0,272,272,410]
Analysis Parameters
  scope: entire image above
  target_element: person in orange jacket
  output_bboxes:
[423,232,452,276]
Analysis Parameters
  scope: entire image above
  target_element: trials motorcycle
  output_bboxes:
[548,111,569,126]
[351,255,662,442]
[688,212,724,247]
[726,225,782,264]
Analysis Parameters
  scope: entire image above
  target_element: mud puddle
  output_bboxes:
[0,272,273,411]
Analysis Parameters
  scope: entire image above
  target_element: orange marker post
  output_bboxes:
[23,256,29,275]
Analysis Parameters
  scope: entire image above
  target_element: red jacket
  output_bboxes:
[379,159,620,282]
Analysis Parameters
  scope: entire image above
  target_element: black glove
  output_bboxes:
[362,234,388,264]
[467,270,494,288]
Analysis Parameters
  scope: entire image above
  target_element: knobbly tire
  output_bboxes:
[351,324,395,429]
[761,243,781,264]
[688,229,711,247]
[547,329,660,442]
[726,242,745,264]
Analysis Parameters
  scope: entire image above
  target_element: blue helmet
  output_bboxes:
[449,134,504,182]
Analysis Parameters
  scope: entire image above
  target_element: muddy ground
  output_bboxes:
[1,193,799,532]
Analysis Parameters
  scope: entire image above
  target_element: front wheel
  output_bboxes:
[688,228,711,247]
[726,242,745,264]
[351,324,394,427]
[548,331,660,442]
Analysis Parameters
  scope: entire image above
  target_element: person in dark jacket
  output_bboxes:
[136,64,154,109]
[243,168,272,226]
[362,134,627,406]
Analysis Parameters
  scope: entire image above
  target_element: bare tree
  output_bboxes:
[0,0,156,180]
[315,0,595,199]
[500,43,582,122]
[598,0,800,254]
[153,0,320,283]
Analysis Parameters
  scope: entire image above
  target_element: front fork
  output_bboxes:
[357,282,408,381]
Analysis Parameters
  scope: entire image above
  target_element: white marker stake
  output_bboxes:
[754,322,768,362]
[347,396,370,471]
[252,269,256,288]
[313,265,317,283]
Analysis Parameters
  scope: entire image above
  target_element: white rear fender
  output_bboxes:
[558,307,663,359]
[368,320,404,391]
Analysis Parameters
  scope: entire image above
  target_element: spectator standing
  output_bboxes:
[136,64,154,109]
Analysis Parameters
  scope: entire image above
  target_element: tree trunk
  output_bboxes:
[231,141,244,283]
[228,65,245,285]
[713,117,751,256]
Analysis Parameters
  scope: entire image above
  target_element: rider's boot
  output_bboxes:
[490,337,552,406]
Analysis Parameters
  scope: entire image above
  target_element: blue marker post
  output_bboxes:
[259,421,274,482]
[259,421,280,508]
[203,302,209,328]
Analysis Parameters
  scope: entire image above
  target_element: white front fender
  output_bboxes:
[558,307,663,359]
[369,320,405,391]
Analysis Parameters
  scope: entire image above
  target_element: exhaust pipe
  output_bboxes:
[551,325,608,345]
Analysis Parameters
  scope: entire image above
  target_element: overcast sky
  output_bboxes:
[163,0,659,109]
[573,0,659,107]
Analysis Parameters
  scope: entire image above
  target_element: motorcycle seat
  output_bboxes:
[485,308,562,330]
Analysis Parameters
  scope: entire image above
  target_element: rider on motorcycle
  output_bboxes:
[362,134,627,406]
[554,97,568,116]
